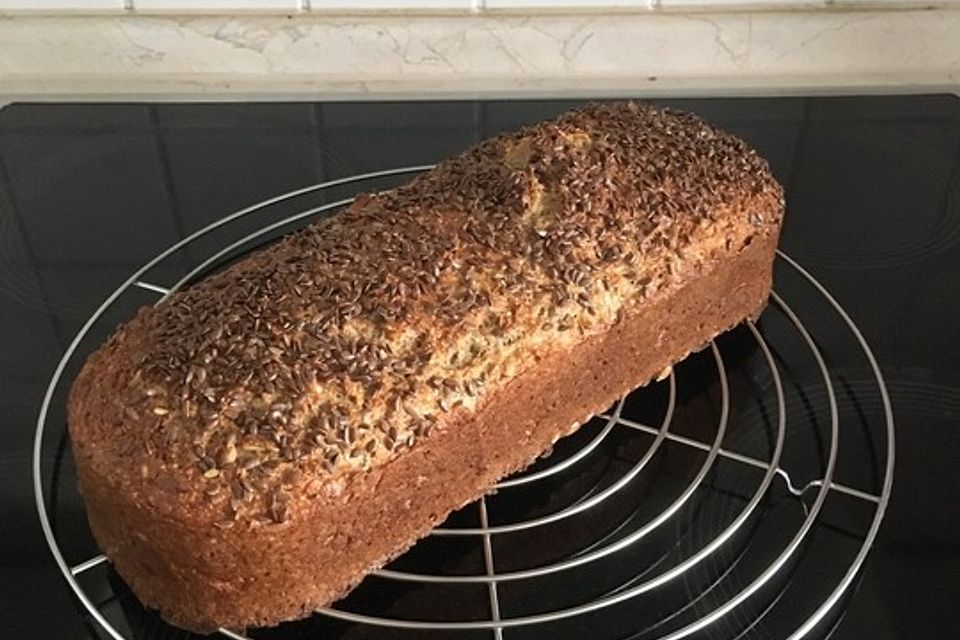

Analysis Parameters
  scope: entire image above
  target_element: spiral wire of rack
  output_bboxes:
[33,166,894,640]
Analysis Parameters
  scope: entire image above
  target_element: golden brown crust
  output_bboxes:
[68,101,784,632]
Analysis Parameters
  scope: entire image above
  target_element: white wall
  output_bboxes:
[1,0,958,11]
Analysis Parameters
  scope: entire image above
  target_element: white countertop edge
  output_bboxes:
[5,80,959,103]
[2,10,958,100]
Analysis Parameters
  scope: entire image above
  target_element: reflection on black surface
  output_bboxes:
[1,95,958,640]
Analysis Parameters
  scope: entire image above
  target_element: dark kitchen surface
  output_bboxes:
[1,96,958,640]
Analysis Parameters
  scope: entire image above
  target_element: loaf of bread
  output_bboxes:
[68,101,784,633]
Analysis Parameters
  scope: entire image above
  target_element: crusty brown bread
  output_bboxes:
[68,101,784,633]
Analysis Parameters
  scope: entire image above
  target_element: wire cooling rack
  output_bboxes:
[33,166,894,640]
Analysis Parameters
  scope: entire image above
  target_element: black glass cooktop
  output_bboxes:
[2,96,959,640]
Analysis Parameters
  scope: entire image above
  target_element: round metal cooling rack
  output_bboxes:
[34,166,895,640]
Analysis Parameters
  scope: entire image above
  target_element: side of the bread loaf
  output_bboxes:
[68,101,784,632]
[73,225,778,632]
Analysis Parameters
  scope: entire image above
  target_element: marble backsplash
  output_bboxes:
[1,9,957,99]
